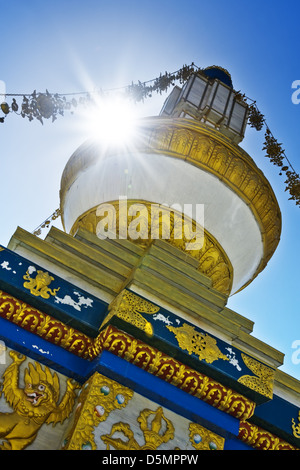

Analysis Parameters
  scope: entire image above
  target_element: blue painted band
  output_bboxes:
[0,245,108,337]
[0,315,96,382]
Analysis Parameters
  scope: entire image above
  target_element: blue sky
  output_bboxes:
[1,0,300,379]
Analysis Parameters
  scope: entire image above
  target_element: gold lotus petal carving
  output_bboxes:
[70,201,233,295]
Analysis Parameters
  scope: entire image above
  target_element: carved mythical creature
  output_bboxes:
[0,351,79,450]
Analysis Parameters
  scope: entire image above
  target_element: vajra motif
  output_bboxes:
[101,406,175,450]
[0,351,79,450]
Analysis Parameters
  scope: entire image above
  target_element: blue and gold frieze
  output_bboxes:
[0,245,108,337]
[0,287,298,449]
[249,393,300,449]
[62,366,232,451]
[101,289,275,405]
[0,246,275,407]
[0,244,275,407]
[0,314,96,382]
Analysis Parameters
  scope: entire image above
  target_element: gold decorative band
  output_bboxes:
[238,420,298,450]
[0,289,254,422]
[70,200,233,295]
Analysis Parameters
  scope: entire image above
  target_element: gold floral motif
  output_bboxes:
[292,410,300,439]
[62,372,133,450]
[0,351,79,450]
[101,289,159,336]
[189,422,224,450]
[101,406,175,450]
[238,353,274,399]
[167,322,228,364]
[23,269,60,299]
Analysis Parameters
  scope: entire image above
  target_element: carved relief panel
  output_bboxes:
[0,347,79,450]
[62,372,224,451]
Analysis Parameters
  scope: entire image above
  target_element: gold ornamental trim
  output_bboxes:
[0,289,95,359]
[238,420,298,450]
[101,288,160,336]
[238,353,274,400]
[69,200,233,295]
[292,410,300,439]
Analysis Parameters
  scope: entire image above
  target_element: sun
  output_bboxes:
[86,94,138,146]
